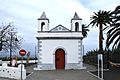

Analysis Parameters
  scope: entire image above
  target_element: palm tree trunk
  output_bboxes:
[99,23,103,52]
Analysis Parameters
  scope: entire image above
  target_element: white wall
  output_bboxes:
[39,39,82,64]
[0,63,26,80]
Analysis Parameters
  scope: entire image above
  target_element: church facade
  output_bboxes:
[34,12,85,70]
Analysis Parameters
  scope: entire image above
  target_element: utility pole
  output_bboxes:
[83,45,84,56]
[10,32,12,66]
[0,37,2,51]
[0,30,3,51]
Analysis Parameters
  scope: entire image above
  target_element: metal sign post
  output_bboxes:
[19,49,26,80]
[98,54,103,80]
[21,56,23,80]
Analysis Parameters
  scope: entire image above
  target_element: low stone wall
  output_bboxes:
[0,63,26,80]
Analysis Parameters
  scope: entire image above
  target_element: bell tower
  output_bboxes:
[71,12,82,31]
[38,12,49,31]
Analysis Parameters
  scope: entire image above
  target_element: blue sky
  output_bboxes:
[0,0,120,56]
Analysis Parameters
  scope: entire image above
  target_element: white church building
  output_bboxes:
[34,12,85,70]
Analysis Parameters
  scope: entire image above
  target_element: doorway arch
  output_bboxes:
[55,48,65,69]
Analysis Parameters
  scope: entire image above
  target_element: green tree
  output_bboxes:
[89,10,112,51]
[106,5,120,49]
[82,24,89,38]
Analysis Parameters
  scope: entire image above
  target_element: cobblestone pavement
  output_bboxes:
[0,64,99,80]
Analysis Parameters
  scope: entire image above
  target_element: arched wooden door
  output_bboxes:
[55,49,65,69]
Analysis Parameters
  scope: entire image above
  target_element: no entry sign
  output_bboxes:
[19,49,26,56]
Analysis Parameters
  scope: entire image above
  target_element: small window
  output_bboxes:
[75,22,79,31]
[41,22,45,31]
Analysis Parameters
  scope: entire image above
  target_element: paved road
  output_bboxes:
[26,64,99,80]
[0,64,99,80]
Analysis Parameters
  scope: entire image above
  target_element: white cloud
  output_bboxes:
[85,0,120,11]
[0,0,120,54]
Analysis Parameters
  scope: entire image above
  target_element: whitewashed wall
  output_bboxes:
[0,63,26,80]
[36,30,84,70]
[38,39,82,63]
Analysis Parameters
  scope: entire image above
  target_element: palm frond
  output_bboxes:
[107,31,120,48]
[112,36,120,49]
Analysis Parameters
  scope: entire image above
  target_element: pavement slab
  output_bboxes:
[0,64,99,80]
[25,64,99,80]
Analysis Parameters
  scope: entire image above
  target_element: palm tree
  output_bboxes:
[106,5,120,49]
[82,24,89,38]
[89,10,112,52]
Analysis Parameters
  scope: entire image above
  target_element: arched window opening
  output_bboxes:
[41,22,45,31]
[75,22,79,31]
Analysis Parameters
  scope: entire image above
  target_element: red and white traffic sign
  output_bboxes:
[19,49,26,56]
